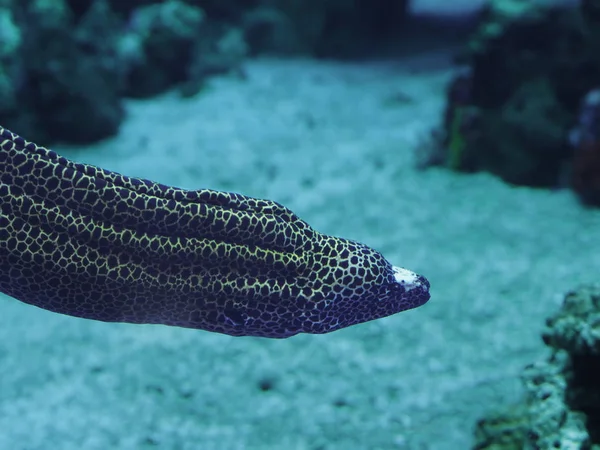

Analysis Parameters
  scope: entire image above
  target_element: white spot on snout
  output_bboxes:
[392,266,421,292]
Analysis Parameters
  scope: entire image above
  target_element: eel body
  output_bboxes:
[0,125,430,338]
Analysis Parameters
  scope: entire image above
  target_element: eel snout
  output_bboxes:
[392,265,430,297]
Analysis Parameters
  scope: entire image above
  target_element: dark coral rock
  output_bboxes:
[582,0,600,23]
[75,0,128,92]
[440,0,600,190]
[570,89,600,206]
[540,285,600,446]
[434,73,571,185]
[0,2,25,121]
[90,0,260,22]
[191,0,259,22]
[188,26,247,79]
[69,0,152,19]
[1,0,411,143]
[119,0,207,97]
[177,24,248,97]
[571,139,600,206]
[309,0,409,58]
[473,285,600,449]
[94,0,408,58]
[475,78,571,186]
[0,0,124,144]
[23,30,124,144]
[238,0,408,57]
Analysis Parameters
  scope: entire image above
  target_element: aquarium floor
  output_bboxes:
[1,55,598,450]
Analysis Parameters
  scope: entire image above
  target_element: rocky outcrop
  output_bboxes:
[474,285,600,450]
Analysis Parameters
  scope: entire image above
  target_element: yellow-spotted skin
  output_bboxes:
[0,125,430,338]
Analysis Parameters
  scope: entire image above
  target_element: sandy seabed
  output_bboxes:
[2,54,599,449]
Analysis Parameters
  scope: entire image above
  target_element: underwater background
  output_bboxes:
[1,0,600,448]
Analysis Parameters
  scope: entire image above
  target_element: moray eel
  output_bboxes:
[0,125,430,338]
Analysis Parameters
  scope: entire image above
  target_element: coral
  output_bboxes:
[437,0,600,190]
[473,285,600,449]
[0,0,412,142]
[0,1,22,112]
[570,89,600,206]
[0,0,124,143]
[520,354,591,449]
[120,0,206,97]
[187,26,248,81]
[441,67,479,170]
[243,0,408,57]
[481,78,570,186]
